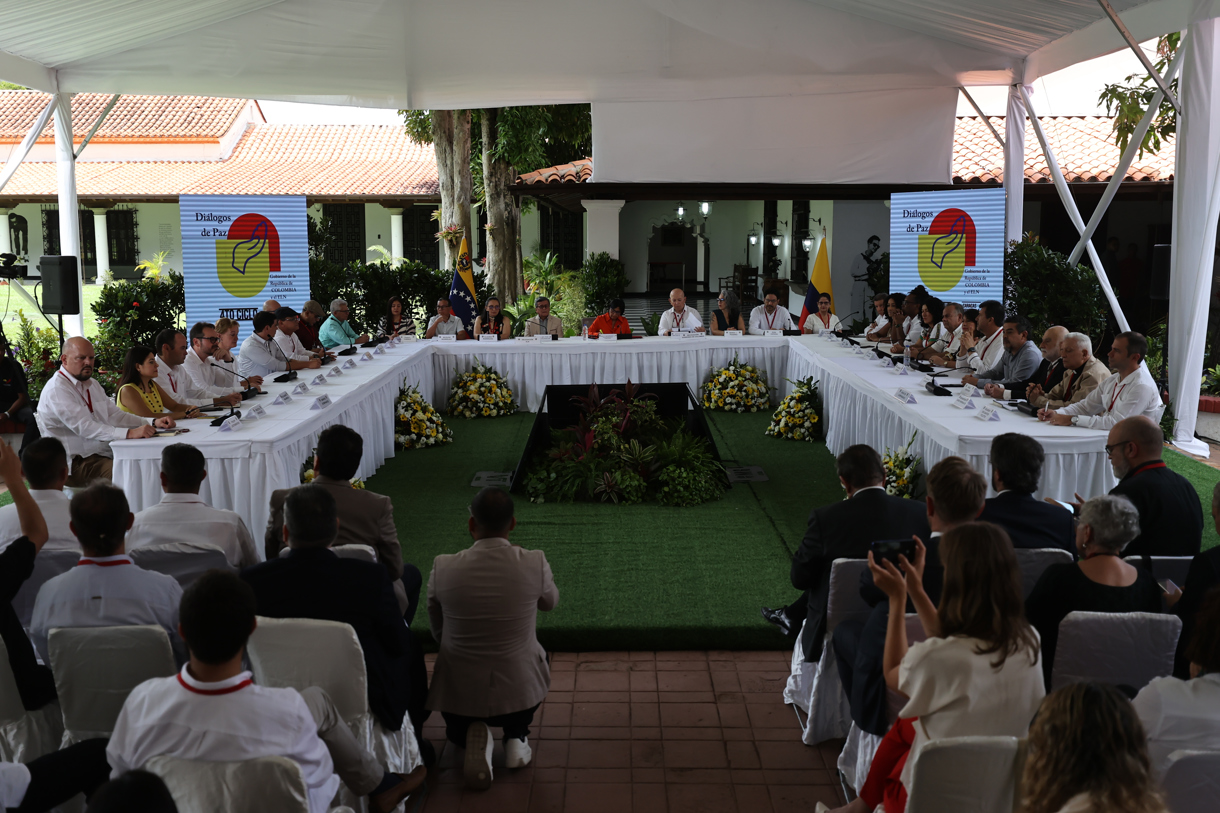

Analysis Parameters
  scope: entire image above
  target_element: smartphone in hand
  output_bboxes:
[870,538,916,566]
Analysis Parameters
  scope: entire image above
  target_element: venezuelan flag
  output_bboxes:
[449,237,480,333]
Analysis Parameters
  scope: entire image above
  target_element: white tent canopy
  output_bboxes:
[1,0,1217,454]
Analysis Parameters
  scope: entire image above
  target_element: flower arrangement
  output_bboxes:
[765,377,822,442]
[701,355,770,413]
[300,449,365,488]
[394,383,453,449]
[434,224,465,245]
[883,430,921,499]
[448,358,518,418]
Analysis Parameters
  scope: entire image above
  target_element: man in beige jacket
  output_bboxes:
[426,488,558,790]
[1026,331,1109,410]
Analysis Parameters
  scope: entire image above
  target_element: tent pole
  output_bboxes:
[74,94,119,160]
[0,97,55,195]
[1096,0,1181,111]
[1004,85,1027,245]
[53,92,85,339]
[958,88,1004,149]
[1020,85,1130,332]
[1068,43,1187,265]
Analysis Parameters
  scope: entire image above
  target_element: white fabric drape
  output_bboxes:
[1004,85,1027,244]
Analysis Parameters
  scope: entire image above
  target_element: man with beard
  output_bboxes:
[962,315,1041,395]
[1039,332,1162,429]
[36,338,174,485]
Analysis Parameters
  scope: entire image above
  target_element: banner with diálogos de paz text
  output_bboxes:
[179,195,308,350]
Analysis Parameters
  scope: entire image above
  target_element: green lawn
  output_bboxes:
[0,280,107,338]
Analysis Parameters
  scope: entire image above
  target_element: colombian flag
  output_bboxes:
[799,234,834,329]
[449,237,479,333]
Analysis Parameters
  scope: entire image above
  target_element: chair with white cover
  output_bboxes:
[1162,749,1220,813]
[247,617,422,813]
[785,559,870,745]
[144,754,355,813]
[905,736,1024,813]
[1014,548,1074,600]
[0,637,62,763]
[128,541,233,587]
[11,548,79,630]
[47,625,176,746]
[1050,611,1182,692]
[277,545,377,563]
[1124,555,1195,588]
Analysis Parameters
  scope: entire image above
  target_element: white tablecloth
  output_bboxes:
[784,335,1117,501]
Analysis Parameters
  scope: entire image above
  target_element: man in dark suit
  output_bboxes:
[243,484,431,753]
[979,433,1074,553]
[833,457,986,736]
[761,445,928,662]
[1014,325,1068,400]
[265,424,422,621]
[1107,416,1203,557]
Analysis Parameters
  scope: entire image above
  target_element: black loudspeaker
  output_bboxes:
[1150,244,1171,300]
[40,256,80,315]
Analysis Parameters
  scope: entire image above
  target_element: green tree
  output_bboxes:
[1098,34,1179,158]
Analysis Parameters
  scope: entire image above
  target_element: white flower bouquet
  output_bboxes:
[447,358,518,419]
[395,383,454,449]
[701,355,770,413]
[883,430,921,498]
[765,376,822,442]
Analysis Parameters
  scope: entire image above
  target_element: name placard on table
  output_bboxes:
[976,402,1002,421]
[246,404,267,420]
[374,345,387,355]
[893,388,917,404]
[311,374,327,386]
[273,392,293,405]
[478,334,499,343]
[310,394,332,410]
[361,351,374,361]
[598,332,617,341]
[217,415,242,432]
[437,334,457,343]
[342,359,358,369]
[764,330,784,338]
[327,366,343,377]
[724,330,743,337]
[293,382,310,395]
[950,385,977,410]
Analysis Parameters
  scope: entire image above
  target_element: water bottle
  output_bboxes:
[581,325,588,341]
[903,342,911,370]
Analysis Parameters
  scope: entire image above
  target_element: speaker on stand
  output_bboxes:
[39,255,81,346]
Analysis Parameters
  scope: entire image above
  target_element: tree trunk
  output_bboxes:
[482,108,521,302]
[430,110,472,270]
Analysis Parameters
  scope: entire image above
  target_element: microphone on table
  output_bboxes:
[210,363,259,400]
[925,370,953,397]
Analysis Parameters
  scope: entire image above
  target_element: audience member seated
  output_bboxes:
[964,315,1042,395]
[709,291,745,335]
[154,328,241,409]
[238,312,321,380]
[37,337,172,486]
[863,294,889,341]
[127,443,260,568]
[833,457,986,737]
[1134,589,1220,780]
[1027,332,1108,410]
[802,292,841,334]
[0,437,77,552]
[244,484,429,748]
[0,438,55,713]
[472,296,512,339]
[589,299,634,336]
[273,307,329,363]
[116,346,205,421]
[955,299,1005,373]
[183,321,259,398]
[427,487,558,790]
[1025,495,1162,686]
[1020,683,1168,813]
[1102,416,1203,557]
[749,288,797,335]
[107,571,424,813]
[296,300,325,352]
[978,433,1073,553]
[379,295,416,339]
[659,288,705,335]
[1015,325,1069,400]
[0,739,112,812]
[1166,482,1220,677]
[265,425,421,620]
[817,522,1044,813]
[0,331,39,453]
[760,444,929,657]
[524,296,563,336]
[922,302,964,366]
[1039,331,1163,429]
[319,298,370,348]
[424,298,470,340]
[85,769,178,813]
[30,481,184,662]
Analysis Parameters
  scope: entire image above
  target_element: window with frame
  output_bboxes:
[41,208,96,264]
[322,203,367,265]
[539,205,582,270]
[402,206,441,267]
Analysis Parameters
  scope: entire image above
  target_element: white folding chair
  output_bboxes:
[1050,611,1182,692]
[906,736,1023,813]
[0,637,62,764]
[1162,750,1220,813]
[128,541,233,587]
[786,559,871,745]
[277,545,377,563]
[12,549,80,630]
[1014,548,1074,600]
[47,625,176,746]
[144,754,355,813]
[247,617,422,813]
[1124,555,1195,587]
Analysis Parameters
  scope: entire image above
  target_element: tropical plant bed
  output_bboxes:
[514,382,728,506]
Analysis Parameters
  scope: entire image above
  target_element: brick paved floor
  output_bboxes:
[417,650,847,813]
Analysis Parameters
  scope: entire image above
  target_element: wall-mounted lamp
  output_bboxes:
[676,201,686,219]
[801,236,814,252]
[771,218,789,248]
[699,200,713,217]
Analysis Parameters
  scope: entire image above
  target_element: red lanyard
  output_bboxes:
[1107,382,1128,413]
[979,329,1001,359]
[1064,370,1077,399]
[673,309,685,329]
[77,558,130,567]
[1044,362,1057,387]
[818,312,831,328]
[177,673,253,695]
[765,308,779,330]
[166,373,177,393]
[58,370,92,413]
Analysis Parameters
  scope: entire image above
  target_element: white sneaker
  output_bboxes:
[463,722,494,790]
[504,736,532,769]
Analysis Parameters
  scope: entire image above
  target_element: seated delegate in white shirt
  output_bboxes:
[659,288,705,335]
[0,438,77,553]
[864,296,889,338]
[1041,332,1162,430]
[154,329,240,409]
[127,443,261,569]
[238,312,321,380]
[30,482,184,663]
[802,294,841,333]
[425,299,470,339]
[184,321,253,398]
[748,292,796,335]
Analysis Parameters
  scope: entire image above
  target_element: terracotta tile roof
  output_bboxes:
[0,91,251,143]
[517,158,592,185]
[0,125,438,199]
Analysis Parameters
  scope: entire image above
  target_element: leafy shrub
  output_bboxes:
[657,463,725,507]
[1202,364,1220,396]
[91,271,185,348]
[641,313,662,336]
[11,311,59,400]
[579,252,629,316]
[1003,234,1109,344]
